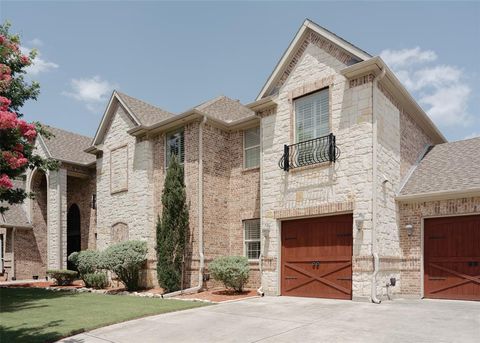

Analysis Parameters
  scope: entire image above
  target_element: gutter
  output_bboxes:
[371,67,386,304]
[162,115,207,298]
[396,187,480,202]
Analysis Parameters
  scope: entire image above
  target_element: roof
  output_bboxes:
[194,96,254,123]
[399,137,480,198]
[0,179,31,228]
[115,91,174,126]
[256,18,371,100]
[41,126,96,165]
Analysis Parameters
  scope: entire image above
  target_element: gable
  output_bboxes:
[257,19,370,100]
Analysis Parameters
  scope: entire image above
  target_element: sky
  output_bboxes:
[1,1,479,141]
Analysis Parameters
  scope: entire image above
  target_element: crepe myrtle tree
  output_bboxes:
[0,22,58,213]
[156,154,189,293]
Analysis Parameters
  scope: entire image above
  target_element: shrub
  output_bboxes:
[101,240,147,291]
[83,272,109,289]
[68,250,101,277]
[47,269,77,286]
[209,256,250,292]
[157,154,188,293]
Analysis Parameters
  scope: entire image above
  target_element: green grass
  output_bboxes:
[0,287,210,343]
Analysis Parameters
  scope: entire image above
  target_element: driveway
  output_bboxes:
[60,296,480,343]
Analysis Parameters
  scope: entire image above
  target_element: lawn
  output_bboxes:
[0,287,209,343]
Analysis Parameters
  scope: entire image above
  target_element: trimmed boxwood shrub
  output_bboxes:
[209,256,249,292]
[68,250,101,277]
[101,240,147,291]
[83,272,109,289]
[47,269,77,286]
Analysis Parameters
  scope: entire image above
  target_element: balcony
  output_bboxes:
[278,133,340,171]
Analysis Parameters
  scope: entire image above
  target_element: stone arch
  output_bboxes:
[67,204,81,269]
[111,222,129,244]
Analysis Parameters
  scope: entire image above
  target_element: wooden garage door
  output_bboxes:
[424,215,480,301]
[281,214,353,299]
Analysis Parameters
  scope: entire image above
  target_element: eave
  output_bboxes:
[395,188,480,203]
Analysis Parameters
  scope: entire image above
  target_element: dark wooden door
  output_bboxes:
[424,215,480,301]
[281,214,353,299]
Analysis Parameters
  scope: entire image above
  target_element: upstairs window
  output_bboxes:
[244,219,261,260]
[166,128,184,167]
[295,88,329,143]
[244,127,260,169]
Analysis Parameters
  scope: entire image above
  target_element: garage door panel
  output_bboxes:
[424,215,480,301]
[281,214,353,300]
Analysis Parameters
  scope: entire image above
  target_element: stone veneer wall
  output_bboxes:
[260,39,375,297]
[14,172,48,279]
[96,105,155,286]
[398,197,480,296]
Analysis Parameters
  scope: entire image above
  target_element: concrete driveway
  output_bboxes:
[60,296,480,343]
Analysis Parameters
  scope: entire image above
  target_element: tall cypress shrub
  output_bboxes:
[156,154,189,292]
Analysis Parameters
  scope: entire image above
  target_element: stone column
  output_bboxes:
[47,168,67,269]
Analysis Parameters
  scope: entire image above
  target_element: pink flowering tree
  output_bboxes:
[0,22,58,213]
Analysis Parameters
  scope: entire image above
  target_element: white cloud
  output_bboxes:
[29,38,43,47]
[380,47,437,68]
[20,46,59,76]
[380,47,472,128]
[464,132,480,140]
[63,76,117,113]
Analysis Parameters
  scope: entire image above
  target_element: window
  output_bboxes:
[294,88,329,143]
[244,219,261,260]
[244,127,260,169]
[166,128,185,167]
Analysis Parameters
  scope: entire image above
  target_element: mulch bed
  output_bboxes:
[175,288,258,302]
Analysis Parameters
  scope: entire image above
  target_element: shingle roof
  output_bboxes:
[116,91,174,126]
[42,126,95,165]
[0,179,31,228]
[194,95,254,123]
[400,137,480,196]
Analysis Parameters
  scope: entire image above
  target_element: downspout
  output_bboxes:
[163,116,207,298]
[57,171,62,269]
[257,117,264,297]
[371,68,386,304]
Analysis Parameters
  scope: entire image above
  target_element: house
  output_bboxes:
[1,19,478,302]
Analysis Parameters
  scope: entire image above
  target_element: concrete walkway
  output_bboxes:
[60,296,480,343]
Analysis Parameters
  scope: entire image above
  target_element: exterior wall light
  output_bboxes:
[405,224,413,236]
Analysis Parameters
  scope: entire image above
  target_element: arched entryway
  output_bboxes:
[67,204,81,270]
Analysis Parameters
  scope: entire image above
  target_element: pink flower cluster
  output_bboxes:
[0,110,37,141]
[0,174,13,190]
[0,64,12,91]
[0,96,11,111]
[2,151,27,169]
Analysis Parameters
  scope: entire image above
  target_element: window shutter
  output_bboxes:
[295,89,329,142]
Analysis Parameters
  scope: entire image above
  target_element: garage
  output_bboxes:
[281,214,353,299]
[424,215,480,301]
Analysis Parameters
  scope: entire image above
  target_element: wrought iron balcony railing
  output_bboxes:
[278,133,340,171]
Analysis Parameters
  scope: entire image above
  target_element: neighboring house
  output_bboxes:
[1,19,478,302]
